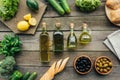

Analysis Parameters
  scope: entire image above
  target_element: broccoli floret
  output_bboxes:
[0,56,16,78]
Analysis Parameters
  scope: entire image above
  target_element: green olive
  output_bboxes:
[102,61,106,64]
[107,67,111,71]
[103,58,107,61]
[100,69,103,72]
[97,60,100,63]
[109,62,112,67]
[96,63,99,67]
[103,69,108,73]
[96,67,100,70]
[104,64,108,67]
[99,63,103,68]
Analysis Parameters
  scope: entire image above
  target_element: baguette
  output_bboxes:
[40,57,70,80]
[57,57,70,73]
[55,59,62,74]
[47,62,56,79]
[106,0,120,10]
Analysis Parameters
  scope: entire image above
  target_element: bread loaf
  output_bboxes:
[110,9,120,23]
[106,0,120,10]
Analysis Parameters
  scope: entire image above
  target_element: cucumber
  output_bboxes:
[48,0,65,15]
[60,0,71,14]
[26,0,39,11]
[27,72,37,80]
[22,72,30,80]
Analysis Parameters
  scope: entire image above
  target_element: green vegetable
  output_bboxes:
[0,56,16,78]
[48,0,65,15]
[0,34,22,56]
[22,72,30,80]
[9,70,23,80]
[75,0,101,12]
[0,0,20,20]
[59,0,71,14]
[26,0,39,11]
[28,72,37,80]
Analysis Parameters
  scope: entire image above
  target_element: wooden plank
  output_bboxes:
[0,16,119,32]
[40,16,119,31]
[0,65,119,80]
[0,31,114,51]
[4,51,117,66]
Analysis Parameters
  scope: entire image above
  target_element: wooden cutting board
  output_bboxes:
[0,0,47,34]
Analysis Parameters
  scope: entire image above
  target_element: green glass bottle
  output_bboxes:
[40,22,50,62]
[67,23,77,50]
[53,23,64,54]
[79,23,92,44]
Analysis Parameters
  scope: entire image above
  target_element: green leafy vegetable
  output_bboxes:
[0,34,22,56]
[0,0,20,20]
[75,0,101,12]
[0,56,16,78]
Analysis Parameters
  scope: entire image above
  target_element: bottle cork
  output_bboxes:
[82,23,88,29]
[70,23,74,29]
[55,23,61,28]
[42,22,46,29]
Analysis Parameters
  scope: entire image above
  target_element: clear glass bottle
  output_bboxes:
[53,23,64,54]
[67,23,77,50]
[79,23,92,44]
[40,22,50,62]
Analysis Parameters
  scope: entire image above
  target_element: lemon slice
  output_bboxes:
[24,13,32,21]
[17,21,30,31]
[28,17,37,26]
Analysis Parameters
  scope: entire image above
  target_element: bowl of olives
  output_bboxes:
[95,56,113,75]
[73,55,92,74]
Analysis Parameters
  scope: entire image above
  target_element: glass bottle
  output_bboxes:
[53,23,64,54]
[40,22,50,62]
[67,23,77,50]
[79,23,92,44]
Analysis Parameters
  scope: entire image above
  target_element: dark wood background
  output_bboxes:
[0,0,120,80]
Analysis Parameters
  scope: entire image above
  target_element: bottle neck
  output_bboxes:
[56,27,61,31]
[70,28,74,34]
[82,26,88,32]
[42,27,47,33]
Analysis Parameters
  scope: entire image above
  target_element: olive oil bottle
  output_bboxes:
[53,23,64,54]
[79,23,92,44]
[67,23,77,50]
[40,22,50,62]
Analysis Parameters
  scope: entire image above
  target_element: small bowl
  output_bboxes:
[95,56,113,75]
[73,55,92,75]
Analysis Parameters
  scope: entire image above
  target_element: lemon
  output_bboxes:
[24,13,32,21]
[28,17,37,26]
[17,21,30,31]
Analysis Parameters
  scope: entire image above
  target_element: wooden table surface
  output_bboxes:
[0,0,120,80]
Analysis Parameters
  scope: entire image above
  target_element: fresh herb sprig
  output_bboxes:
[0,34,22,56]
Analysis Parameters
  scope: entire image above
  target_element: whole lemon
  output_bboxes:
[17,21,30,31]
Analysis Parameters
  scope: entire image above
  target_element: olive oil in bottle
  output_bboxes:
[53,23,64,54]
[79,23,92,44]
[40,22,50,62]
[67,23,77,50]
